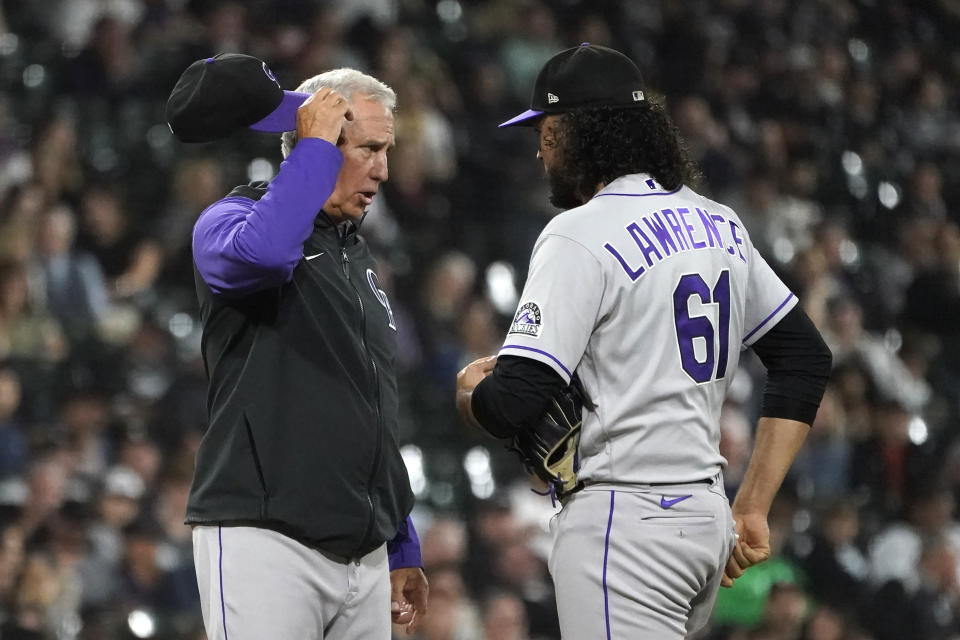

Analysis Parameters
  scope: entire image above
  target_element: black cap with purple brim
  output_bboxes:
[498,43,648,128]
[166,53,310,143]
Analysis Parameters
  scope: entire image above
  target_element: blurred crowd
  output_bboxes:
[0,0,958,638]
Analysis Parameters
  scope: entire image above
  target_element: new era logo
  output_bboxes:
[547,92,559,104]
[632,90,645,102]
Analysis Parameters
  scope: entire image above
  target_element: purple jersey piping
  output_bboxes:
[593,187,682,198]
[742,292,795,343]
[500,344,571,377]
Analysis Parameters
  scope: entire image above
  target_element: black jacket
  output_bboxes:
[186,183,414,559]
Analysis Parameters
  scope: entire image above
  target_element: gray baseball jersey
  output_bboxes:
[501,173,796,484]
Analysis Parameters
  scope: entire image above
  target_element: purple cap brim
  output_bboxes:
[249,90,312,132]
[498,109,545,128]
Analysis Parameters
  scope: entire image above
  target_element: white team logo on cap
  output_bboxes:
[262,62,280,88]
[509,302,542,337]
[547,93,559,104]
[632,90,645,102]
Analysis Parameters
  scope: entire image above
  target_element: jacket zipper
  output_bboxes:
[340,235,384,558]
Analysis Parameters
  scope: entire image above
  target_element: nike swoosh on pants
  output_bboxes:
[659,495,693,508]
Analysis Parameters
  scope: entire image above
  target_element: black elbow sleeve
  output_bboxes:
[471,376,516,439]
[471,356,567,439]
[751,306,832,425]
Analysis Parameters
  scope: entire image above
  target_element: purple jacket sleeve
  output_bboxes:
[387,516,422,570]
[192,138,343,296]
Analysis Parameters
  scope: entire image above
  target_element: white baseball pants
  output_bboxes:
[193,525,390,640]
[549,476,737,639]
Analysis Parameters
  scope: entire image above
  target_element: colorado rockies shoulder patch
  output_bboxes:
[509,302,542,337]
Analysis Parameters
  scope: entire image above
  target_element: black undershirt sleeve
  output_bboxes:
[471,356,567,439]
[750,305,832,425]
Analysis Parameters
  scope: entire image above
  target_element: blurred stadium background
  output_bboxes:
[0,0,959,638]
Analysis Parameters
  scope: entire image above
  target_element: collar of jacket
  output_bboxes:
[314,210,366,245]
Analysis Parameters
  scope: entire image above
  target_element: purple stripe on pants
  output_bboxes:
[219,526,229,640]
[603,491,615,640]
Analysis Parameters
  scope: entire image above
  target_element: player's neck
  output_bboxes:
[589,181,605,201]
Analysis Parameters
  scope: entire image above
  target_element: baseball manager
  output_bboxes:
[166,55,428,639]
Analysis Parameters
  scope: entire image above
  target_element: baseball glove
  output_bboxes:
[509,375,594,501]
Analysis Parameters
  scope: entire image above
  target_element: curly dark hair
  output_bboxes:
[547,101,700,209]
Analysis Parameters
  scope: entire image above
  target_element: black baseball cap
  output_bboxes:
[498,43,647,128]
[166,53,310,143]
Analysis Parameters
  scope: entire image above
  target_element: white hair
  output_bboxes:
[281,68,396,158]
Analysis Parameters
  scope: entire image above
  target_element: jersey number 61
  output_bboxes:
[673,269,731,384]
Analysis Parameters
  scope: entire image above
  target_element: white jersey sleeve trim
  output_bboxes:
[499,343,572,383]
[742,292,797,346]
